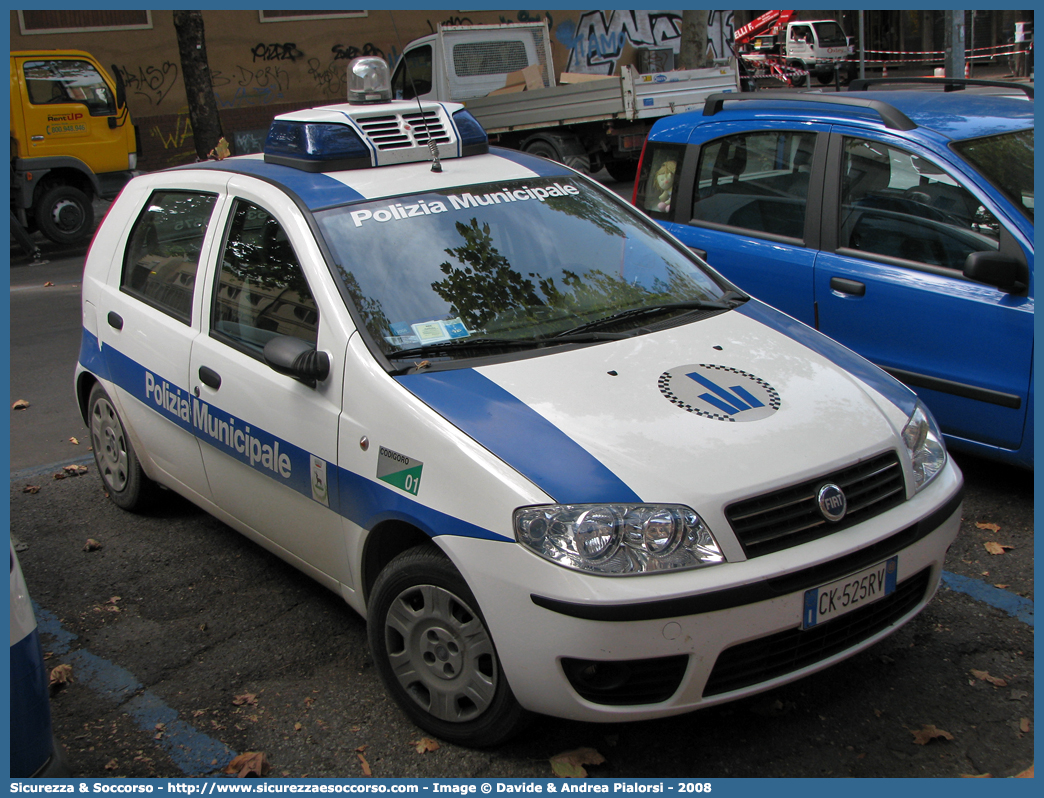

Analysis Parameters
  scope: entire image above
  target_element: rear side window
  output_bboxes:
[635,143,685,218]
[121,191,217,323]
[211,200,318,356]
[690,131,817,241]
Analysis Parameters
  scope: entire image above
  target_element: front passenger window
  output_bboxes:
[838,137,1001,270]
[212,201,319,356]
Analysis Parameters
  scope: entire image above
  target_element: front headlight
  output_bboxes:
[902,401,946,491]
[514,504,725,575]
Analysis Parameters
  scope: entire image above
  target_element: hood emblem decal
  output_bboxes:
[659,364,780,422]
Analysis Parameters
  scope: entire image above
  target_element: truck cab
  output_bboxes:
[782,20,854,83]
[390,23,553,103]
[10,50,138,244]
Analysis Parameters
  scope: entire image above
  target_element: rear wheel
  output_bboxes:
[88,384,156,511]
[603,158,637,183]
[367,546,530,747]
[788,61,807,87]
[34,184,94,245]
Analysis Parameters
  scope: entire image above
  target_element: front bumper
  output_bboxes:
[440,462,962,723]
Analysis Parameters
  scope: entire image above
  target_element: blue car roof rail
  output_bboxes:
[848,76,1034,99]
[702,91,917,131]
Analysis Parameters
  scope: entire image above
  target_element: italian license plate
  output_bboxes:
[802,556,898,629]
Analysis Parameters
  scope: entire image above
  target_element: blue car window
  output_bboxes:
[839,137,1000,271]
[691,131,817,241]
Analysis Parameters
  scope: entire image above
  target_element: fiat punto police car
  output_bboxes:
[75,58,963,746]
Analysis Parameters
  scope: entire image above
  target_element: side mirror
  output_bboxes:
[111,64,127,110]
[963,250,1027,294]
[263,336,330,386]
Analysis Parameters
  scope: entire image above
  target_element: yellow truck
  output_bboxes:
[10,50,138,245]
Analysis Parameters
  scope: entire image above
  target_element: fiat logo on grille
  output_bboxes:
[817,483,847,522]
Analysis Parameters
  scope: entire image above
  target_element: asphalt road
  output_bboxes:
[8,175,1034,780]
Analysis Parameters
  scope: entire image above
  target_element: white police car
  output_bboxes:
[75,58,963,746]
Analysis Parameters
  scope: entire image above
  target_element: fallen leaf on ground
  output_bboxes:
[23,485,40,494]
[43,281,54,287]
[358,753,372,776]
[11,399,30,410]
[550,747,606,778]
[984,541,1014,555]
[994,584,1009,589]
[970,669,1008,687]
[1018,718,1031,733]
[49,663,74,689]
[224,752,270,778]
[69,437,79,445]
[83,539,102,551]
[960,773,991,778]
[104,759,117,770]
[412,737,440,754]
[1014,765,1033,778]
[911,724,954,745]
[233,693,258,706]
[63,464,88,475]
[976,522,1001,533]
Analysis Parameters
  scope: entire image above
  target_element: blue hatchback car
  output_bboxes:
[634,81,1034,468]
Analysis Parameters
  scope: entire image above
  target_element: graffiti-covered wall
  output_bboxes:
[9,9,733,172]
[556,9,734,74]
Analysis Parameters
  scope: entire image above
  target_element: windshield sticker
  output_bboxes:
[349,183,580,229]
[411,318,470,344]
[659,364,780,422]
[377,446,423,496]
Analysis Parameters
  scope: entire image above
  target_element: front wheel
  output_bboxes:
[367,546,530,747]
[88,384,156,511]
[34,184,94,245]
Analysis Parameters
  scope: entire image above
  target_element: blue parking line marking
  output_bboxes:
[32,602,236,776]
[941,571,1034,626]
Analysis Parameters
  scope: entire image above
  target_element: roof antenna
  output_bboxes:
[390,13,441,172]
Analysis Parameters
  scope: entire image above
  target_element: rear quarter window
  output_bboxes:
[121,191,217,323]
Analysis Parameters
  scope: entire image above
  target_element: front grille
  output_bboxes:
[563,655,689,706]
[726,451,905,558]
[355,112,451,151]
[703,567,931,697]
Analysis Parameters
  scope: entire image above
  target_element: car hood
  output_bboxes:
[396,301,916,512]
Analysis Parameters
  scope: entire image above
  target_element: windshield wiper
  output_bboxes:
[389,331,634,362]
[553,294,745,337]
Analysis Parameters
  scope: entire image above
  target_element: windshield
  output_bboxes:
[952,129,1034,222]
[812,22,848,47]
[315,177,736,365]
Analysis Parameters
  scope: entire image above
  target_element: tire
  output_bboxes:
[817,69,835,85]
[88,384,156,511]
[523,138,562,163]
[788,62,807,88]
[34,184,94,246]
[603,158,637,183]
[367,546,530,747]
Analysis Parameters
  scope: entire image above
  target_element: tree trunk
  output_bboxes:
[679,10,713,69]
[173,10,223,161]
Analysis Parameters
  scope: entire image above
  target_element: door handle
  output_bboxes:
[107,311,124,330]
[688,246,708,262]
[198,366,222,390]
[830,277,866,297]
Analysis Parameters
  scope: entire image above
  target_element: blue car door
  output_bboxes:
[813,129,1033,458]
[651,122,830,325]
